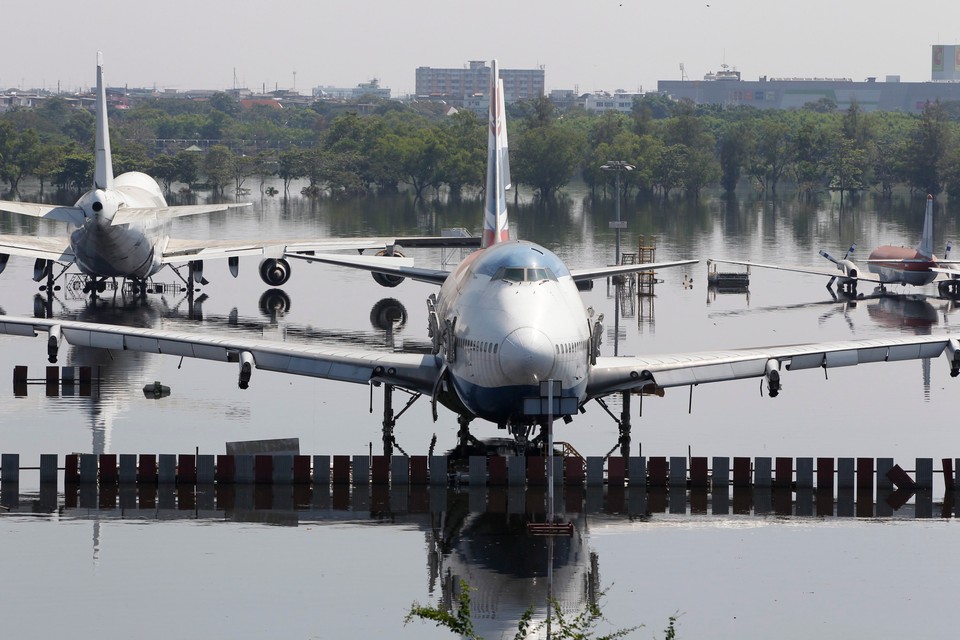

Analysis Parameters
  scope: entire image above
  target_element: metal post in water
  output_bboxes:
[547,379,554,523]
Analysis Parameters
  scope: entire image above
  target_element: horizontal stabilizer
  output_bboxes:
[111,202,251,226]
[0,201,85,226]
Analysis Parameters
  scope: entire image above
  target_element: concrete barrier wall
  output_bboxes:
[0,454,954,494]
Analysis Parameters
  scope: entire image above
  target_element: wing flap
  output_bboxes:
[707,258,883,283]
[285,252,449,285]
[570,259,697,282]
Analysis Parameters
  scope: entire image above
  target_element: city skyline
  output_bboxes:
[3,0,960,96]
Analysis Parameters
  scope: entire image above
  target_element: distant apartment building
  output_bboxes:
[415,60,544,111]
[582,91,642,113]
[658,47,960,114]
[312,79,391,100]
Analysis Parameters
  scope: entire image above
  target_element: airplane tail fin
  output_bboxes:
[481,59,510,248]
[917,194,934,259]
[94,52,114,191]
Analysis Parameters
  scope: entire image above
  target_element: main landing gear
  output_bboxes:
[374,382,422,458]
[596,390,635,459]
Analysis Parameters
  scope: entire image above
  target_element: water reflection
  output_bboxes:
[3,482,954,638]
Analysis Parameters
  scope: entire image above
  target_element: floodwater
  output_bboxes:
[1,182,959,639]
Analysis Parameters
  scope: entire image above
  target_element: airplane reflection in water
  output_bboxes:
[3,483,954,639]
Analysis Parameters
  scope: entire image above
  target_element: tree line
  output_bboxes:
[1,90,959,202]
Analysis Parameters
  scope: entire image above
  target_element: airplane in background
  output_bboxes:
[0,53,477,298]
[2,60,960,458]
[708,195,960,297]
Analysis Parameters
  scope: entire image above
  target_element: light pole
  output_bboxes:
[600,160,634,265]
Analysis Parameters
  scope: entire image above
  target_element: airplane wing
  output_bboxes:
[284,252,451,285]
[586,334,960,399]
[707,258,883,283]
[110,202,252,226]
[161,235,478,268]
[928,267,960,280]
[0,234,75,263]
[570,259,698,282]
[0,315,440,394]
[0,201,86,226]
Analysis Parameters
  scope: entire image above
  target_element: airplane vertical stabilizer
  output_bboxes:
[918,194,934,259]
[94,52,114,191]
[482,59,510,248]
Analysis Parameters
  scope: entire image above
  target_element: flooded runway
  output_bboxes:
[1,184,959,638]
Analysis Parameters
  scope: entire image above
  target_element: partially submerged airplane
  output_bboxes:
[2,60,960,456]
[0,54,475,296]
[708,195,960,297]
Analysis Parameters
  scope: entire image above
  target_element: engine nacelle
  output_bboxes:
[238,351,254,389]
[765,359,781,397]
[371,248,406,288]
[947,339,960,378]
[838,260,858,280]
[259,258,291,286]
[0,253,9,275]
[33,258,51,283]
[47,325,62,364]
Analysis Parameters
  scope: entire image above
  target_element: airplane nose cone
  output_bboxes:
[499,327,555,385]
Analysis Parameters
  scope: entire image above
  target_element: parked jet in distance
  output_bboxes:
[2,60,960,457]
[0,53,476,297]
[708,195,960,297]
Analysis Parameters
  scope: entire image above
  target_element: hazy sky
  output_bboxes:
[4,0,960,96]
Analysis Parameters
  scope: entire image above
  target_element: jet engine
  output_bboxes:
[238,351,254,389]
[764,359,781,397]
[371,248,406,288]
[259,258,292,286]
[820,246,858,293]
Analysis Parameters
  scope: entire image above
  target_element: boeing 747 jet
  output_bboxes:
[0,54,475,296]
[2,60,959,455]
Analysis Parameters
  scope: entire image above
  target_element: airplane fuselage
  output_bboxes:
[867,246,939,287]
[435,240,593,425]
[70,172,169,279]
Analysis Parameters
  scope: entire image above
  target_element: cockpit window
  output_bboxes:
[471,242,572,279]
[493,266,557,282]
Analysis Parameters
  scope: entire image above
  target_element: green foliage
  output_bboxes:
[406,579,644,640]
[405,580,479,640]
[513,122,585,196]
[7,89,960,200]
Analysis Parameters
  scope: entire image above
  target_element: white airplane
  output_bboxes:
[1,60,959,456]
[708,195,960,297]
[0,53,476,297]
